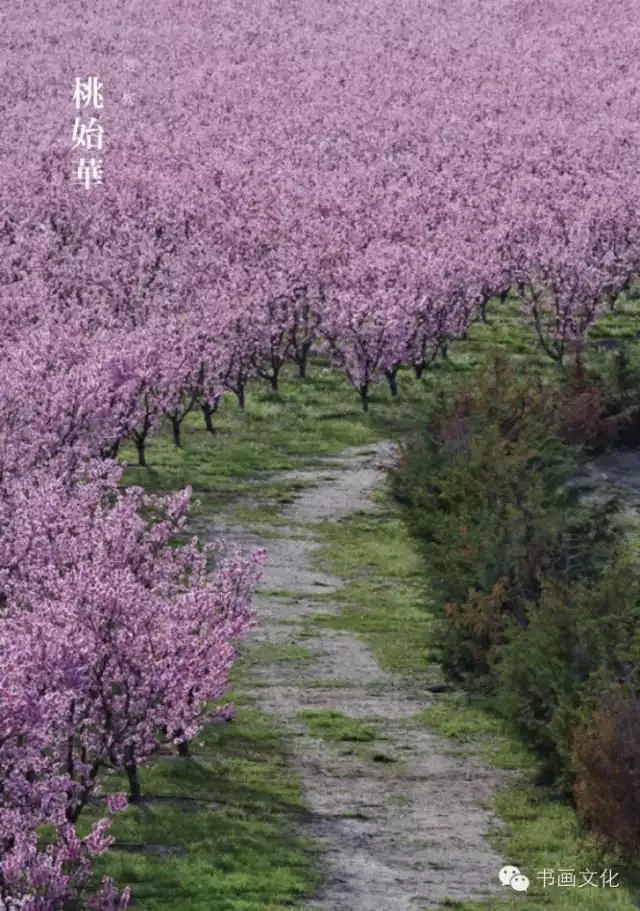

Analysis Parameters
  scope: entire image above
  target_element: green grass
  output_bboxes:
[307,507,435,680]
[306,453,640,910]
[415,695,538,771]
[107,292,640,909]
[308,579,434,678]
[436,783,640,909]
[254,588,301,600]
[82,696,321,910]
[118,293,640,514]
[296,709,379,743]
[312,509,425,581]
[118,358,436,513]
[243,642,315,664]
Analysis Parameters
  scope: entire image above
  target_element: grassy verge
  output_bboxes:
[118,357,435,515]
[82,691,320,911]
[243,642,316,665]
[106,292,640,909]
[296,709,378,744]
[308,488,640,910]
[106,360,431,909]
[307,509,435,681]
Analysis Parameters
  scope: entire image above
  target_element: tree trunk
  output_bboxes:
[170,415,181,448]
[414,363,425,380]
[124,750,141,803]
[360,385,369,412]
[480,298,488,323]
[441,343,449,360]
[270,371,279,392]
[135,436,146,467]
[236,386,245,410]
[177,740,190,758]
[384,369,398,396]
[160,725,189,756]
[296,342,312,378]
[100,439,120,459]
[202,402,215,434]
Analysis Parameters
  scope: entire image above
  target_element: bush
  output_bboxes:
[571,683,640,861]
[493,553,640,784]
[392,343,640,856]
[554,356,612,449]
[390,349,621,681]
[565,344,640,449]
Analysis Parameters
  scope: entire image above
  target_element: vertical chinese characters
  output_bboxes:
[72,75,104,189]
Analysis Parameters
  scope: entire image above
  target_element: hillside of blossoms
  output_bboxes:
[0,0,639,905]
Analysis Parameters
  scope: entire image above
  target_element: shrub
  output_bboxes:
[571,683,640,860]
[565,344,640,449]
[493,552,640,784]
[390,349,621,680]
[554,356,611,448]
[392,343,640,855]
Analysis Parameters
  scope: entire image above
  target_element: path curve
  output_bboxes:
[207,442,514,910]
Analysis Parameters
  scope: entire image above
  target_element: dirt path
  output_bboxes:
[206,442,514,910]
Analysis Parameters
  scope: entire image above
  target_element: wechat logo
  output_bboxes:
[499,865,530,892]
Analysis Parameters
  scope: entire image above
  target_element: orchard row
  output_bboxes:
[1,0,639,904]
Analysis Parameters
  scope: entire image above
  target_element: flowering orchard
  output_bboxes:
[0,0,639,904]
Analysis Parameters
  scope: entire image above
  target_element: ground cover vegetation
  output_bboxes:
[0,0,639,905]
[389,332,640,854]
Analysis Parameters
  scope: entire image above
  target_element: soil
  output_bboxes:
[199,442,516,910]
[576,448,640,509]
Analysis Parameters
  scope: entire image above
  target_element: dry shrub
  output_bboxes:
[604,404,640,447]
[571,686,640,860]
[554,358,611,447]
[444,577,516,674]
[559,348,640,448]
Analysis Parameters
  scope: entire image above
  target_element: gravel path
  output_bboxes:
[201,442,514,910]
